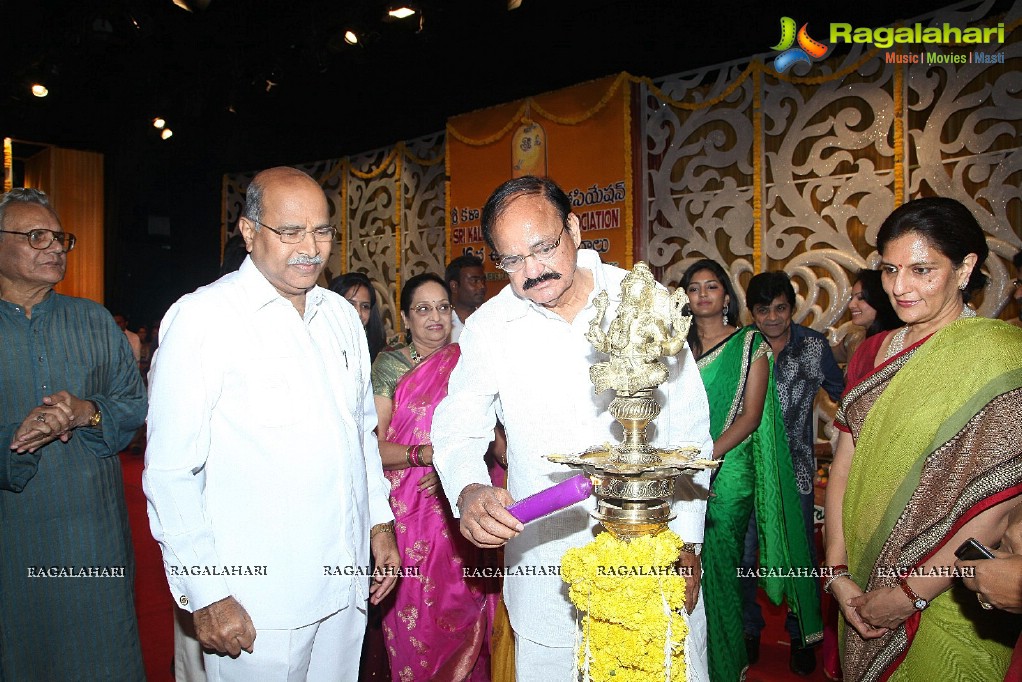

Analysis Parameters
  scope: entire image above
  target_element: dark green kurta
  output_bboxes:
[0,292,147,681]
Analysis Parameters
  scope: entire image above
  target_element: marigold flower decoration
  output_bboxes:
[561,530,688,681]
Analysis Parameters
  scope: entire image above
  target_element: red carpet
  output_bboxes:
[747,598,831,682]
[121,453,831,681]
[121,452,175,682]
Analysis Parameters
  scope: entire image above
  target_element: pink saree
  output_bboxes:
[381,343,498,682]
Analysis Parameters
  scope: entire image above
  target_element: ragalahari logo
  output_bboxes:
[771,17,830,72]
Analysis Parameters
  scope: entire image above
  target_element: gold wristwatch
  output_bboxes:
[87,405,102,428]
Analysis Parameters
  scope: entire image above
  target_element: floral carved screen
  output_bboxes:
[643,0,1021,333]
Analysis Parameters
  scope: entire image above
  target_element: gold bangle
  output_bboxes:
[679,542,701,555]
[404,446,413,467]
[370,522,395,539]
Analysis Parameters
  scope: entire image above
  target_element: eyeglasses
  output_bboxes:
[251,219,336,244]
[494,228,566,273]
[410,303,452,316]
[0,229,77,252]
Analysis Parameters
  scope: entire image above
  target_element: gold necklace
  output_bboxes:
[408,343,420,365]
[886,304,976,359]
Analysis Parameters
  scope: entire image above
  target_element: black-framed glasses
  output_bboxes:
[251,218,336,244]
[0,229,76,252]
[494,228,566,273]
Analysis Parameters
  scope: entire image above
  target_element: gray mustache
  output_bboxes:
[288,254,324,265]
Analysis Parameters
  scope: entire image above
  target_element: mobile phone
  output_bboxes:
[955,537,995,561]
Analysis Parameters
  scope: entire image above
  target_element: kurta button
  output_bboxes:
[179,595,189,606]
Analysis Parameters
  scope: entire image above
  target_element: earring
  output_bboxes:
[722,303,729,324]
[959,281,967,291]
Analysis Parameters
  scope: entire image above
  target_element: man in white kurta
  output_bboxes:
[432,176,713,681]
[144,167,398,681]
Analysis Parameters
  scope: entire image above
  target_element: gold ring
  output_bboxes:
[978,593,994,610]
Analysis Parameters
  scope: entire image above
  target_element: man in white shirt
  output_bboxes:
[445,254,487,343]
[144,167,399,681]
[432,176,713,681]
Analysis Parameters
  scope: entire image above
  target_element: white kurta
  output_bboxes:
[144,257,393,630]
[433,250,712,676]
[449,309,465,343]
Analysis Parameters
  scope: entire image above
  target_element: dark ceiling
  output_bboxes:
[1,0,953,324]
[2,0,953,168]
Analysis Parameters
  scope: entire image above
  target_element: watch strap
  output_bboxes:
[899,578,927,610]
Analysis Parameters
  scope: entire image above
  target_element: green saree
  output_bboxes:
[839,318,1022,681]
[698,325,823,682]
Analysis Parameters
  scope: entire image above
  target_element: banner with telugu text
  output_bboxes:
[446,73,634,298]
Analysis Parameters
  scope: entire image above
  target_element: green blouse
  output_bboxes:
[371,346,414,399]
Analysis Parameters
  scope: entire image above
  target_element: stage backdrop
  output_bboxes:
[446,74,636,297]
[222,2,1020,354]
[641,0,1021,332]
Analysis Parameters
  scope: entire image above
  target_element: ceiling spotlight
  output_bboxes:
[152,117,166,129]
[161,128,174,140]
[343,29,359,45]
[31,84,49,98]
[388,6,416,19]
[172,0,212,11]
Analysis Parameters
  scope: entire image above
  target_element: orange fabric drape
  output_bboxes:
[24,147,104,303]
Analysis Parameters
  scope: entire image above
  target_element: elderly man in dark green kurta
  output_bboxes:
[0,188,147,680]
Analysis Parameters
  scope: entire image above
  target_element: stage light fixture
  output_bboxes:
[152,117,166,129]
[161,128,174,140]
[344,29,359,45]
[388,6,416,19]
[31,84,49,98]
[172,0,212,12]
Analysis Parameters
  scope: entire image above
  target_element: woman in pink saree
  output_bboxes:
[371,273,497,682]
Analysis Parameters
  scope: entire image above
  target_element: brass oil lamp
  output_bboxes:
[547,262,716,538]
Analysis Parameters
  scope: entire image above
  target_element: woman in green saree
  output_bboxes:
[681,259,822,681]
[824,198,1022,681]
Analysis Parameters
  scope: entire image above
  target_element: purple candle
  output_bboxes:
[507,474,593,524]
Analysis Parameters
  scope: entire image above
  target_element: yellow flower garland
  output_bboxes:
[561,530,688,682]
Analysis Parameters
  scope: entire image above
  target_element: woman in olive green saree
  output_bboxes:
[682,260,822,681]
[825,198,1022,682]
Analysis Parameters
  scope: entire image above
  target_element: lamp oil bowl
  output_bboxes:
[547,262,716,539]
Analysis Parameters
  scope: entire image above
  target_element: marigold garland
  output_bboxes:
[561,530,688,682]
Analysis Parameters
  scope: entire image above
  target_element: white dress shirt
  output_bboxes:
[143,257,393,630]
[449,309,465,343]
[432,249,712,648]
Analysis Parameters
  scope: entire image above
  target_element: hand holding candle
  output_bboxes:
[507,474,593,524]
